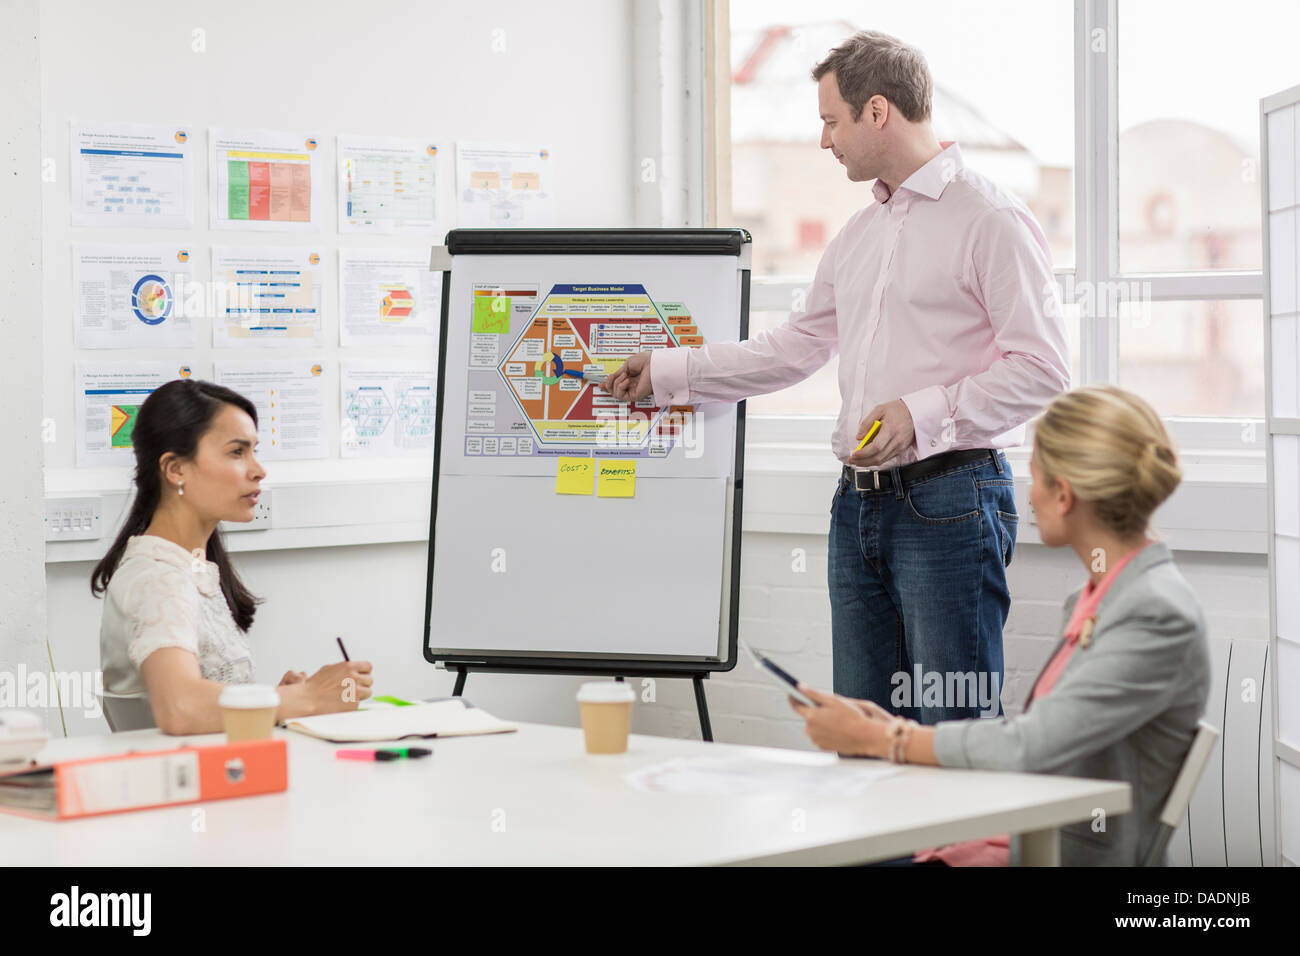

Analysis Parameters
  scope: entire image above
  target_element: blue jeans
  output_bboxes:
[828,451,1017,724]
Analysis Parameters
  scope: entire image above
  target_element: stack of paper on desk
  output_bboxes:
[285,699,516,743]
[624,752,900,796]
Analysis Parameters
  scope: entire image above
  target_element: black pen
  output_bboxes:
[336,636,350,661]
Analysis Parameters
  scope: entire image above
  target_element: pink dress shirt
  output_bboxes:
[913,543,1153,866]
[649,142,1070,467]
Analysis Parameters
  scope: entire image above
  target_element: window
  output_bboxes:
[1118,299,1264,418]
[797,219,826,250]
[1117,0,1300,274]
[730,1,1075,278]
[723,1,1270,428]
[743,310,840,417]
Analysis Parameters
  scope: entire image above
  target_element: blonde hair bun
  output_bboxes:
[1033,385,1181,537]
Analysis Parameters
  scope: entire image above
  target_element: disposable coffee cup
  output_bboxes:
[218,684,280,742]
[577,681,635,754]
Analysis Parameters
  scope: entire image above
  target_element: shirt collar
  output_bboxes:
[872,141,963,204]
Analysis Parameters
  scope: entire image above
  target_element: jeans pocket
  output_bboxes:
[996,510,1019,566]
[904,472,980,524]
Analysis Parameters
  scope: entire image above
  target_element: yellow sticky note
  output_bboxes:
[597,460,637,498]
[556,457,595,495]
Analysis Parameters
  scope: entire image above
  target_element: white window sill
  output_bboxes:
[741,441,1269,554]
[43,439,1268,563]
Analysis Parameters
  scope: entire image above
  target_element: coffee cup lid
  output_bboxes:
[218,683,280,709]
[576,681,635,704]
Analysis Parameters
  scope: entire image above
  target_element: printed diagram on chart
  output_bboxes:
[380,284,415,323]
[110,404,139,447]
[343,381,435,445]
[131,275,172,325]
[396,387,435,439]
[345,386,394,439]
[467,283,703,457]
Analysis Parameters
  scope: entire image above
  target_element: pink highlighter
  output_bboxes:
[336,748,432,761]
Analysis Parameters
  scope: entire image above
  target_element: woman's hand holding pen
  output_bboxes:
[278,661,374,717]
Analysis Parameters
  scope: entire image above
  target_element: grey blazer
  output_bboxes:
[932,541,1210,866]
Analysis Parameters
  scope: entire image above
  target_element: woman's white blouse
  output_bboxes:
[100,534,255,698]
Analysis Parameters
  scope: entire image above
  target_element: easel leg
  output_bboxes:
[452,666,468,697]
[693,675,713,742]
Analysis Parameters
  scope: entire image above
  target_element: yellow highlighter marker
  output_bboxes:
[854,420,882,452]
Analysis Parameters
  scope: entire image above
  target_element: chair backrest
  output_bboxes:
[1143,719,1220,865]
[100,695,158,733]
[1160,720,1221,826]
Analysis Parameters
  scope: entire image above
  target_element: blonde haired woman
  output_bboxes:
[791,385,1210,866]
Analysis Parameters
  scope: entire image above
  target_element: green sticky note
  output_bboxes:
[597,460,636,498]
[472,294,511,333]
[556,457,595,495]
[372,695,414,707]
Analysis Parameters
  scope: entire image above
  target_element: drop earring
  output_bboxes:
[177,480,184,497]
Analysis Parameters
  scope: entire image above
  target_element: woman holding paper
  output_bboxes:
[790,385,1210,866]
[92,379,373,734]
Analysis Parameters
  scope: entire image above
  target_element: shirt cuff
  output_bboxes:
[931,721,972,768]
[900,384,954,458]
[650,347,691,407]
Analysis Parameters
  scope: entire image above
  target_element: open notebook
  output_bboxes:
[284,698,516,743]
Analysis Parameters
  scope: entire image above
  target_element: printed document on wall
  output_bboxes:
[75,362,188,468]
[455,142,554,227]
[211,247,325,347]
[73,244,195,349]
[340,360,436,459]
[70,122,194,228]
[213,359,329,461]
[209,128,323,231]
[338,248,440,346]
[337,135,442,235]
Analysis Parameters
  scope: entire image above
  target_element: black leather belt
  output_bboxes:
[844,448,1000,493]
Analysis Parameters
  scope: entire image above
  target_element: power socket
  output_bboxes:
[220,489,273,533]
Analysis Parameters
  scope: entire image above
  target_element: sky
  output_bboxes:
[729,0,1300,166]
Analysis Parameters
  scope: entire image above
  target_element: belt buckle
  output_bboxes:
[855,469,880,491]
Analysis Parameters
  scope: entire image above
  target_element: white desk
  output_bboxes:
[2,723,1130,865]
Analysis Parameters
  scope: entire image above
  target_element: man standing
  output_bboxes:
[605,31,1069,723]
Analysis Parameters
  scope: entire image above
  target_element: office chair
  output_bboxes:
[1141,719,1220,866]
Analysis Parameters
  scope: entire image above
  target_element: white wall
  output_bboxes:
[0,0,52,729]
[39,0,636,480]
[35,0,640,735]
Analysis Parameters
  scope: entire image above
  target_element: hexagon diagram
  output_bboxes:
[345,386,394,439]
[496,284,702,450]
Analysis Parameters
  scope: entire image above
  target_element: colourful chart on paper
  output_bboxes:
[110,404,139,447]
[463,283,704,459]
[130,274,172,325]
[226,152,311,223]
[209,130,321,232]
[381,284,415,322]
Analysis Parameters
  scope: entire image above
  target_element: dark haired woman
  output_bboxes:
[93,379,373,734]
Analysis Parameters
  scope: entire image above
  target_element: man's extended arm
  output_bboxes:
[633,232,843,408]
